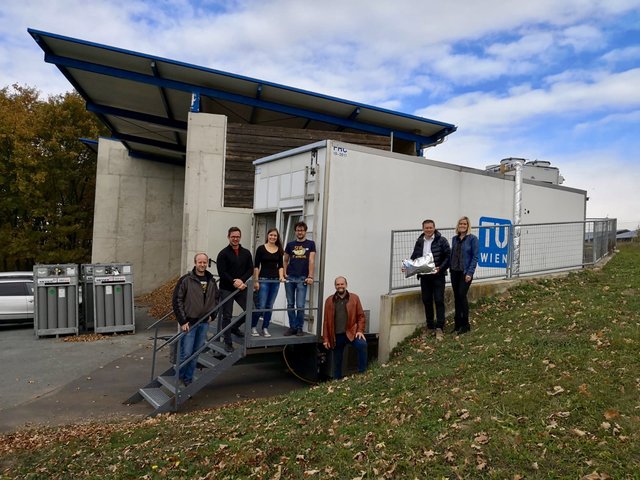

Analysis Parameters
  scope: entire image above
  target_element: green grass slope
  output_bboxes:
[2,244,639,479]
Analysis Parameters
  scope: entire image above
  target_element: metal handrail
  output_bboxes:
[148,288,240,381]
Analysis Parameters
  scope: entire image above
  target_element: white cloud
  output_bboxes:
[574,109,640,131]
[417,68,640,132]
[1,0,639,229]
[600,45,640,64]
[558,25,605,51]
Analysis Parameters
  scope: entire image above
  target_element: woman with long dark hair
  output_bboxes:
[251,228,285,336]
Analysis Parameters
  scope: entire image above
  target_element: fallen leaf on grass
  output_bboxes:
[603,409,619,420]
[581,472,612,480]
[547,386,565,396]
[353,451,366,461]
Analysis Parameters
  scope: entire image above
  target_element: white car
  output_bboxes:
[0,272,34,325]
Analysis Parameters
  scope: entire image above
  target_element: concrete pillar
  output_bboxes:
[182,113,252,274]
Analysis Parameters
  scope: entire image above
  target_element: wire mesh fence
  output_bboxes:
[389,218,617,293]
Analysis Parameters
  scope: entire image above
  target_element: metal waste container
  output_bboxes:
[91,263,135,334]
[33,264,79,338]
[80,264,95,331]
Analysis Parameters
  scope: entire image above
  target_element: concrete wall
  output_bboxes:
[92,138,184,295]
[182,113,252,276]
[378,279,516,363]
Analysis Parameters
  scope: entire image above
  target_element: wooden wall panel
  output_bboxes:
[224,124,393,208]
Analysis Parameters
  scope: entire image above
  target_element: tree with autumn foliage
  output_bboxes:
[0,84,107,270]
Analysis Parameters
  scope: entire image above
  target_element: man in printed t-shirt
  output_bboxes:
[283,221,316,336]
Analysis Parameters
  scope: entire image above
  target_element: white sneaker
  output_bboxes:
[262,328,271,337]
[251,327,260,337]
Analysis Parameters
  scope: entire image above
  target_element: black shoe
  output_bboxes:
[296,329,304,336]
[231,328,244,337]
[224,343,234,353]
[458,325,471,334]
[283,328,296,336]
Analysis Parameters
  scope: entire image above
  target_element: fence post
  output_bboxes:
[389,231,395,294]
[591,220,598,265]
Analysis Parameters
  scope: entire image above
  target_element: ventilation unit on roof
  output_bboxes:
[485,158,565,185]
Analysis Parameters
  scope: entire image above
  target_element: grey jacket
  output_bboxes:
[172,268,219,326]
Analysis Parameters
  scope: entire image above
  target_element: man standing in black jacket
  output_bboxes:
[216,227,253,351]
[172,252,219,386]
[410,219,451,341]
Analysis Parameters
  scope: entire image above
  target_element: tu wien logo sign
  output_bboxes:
[478,216,511,268]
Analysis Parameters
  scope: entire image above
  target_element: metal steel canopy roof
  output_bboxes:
[29,28,457,164]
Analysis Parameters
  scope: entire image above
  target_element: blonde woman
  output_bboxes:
[449,216,479,334]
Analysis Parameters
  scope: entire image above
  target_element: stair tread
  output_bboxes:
[198,351,225,368]
[139,387,171,408]
[157,375,180,391]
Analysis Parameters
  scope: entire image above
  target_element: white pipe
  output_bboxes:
[512,158,524,277]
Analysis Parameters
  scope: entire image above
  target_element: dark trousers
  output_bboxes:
[419,273,446,329]
[450,270,472,330]
[333,333,368,379]
[220,288,247,344]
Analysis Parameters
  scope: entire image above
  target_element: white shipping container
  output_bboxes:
[253,141,587,334]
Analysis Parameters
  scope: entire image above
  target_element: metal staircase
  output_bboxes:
[125,289,246,416]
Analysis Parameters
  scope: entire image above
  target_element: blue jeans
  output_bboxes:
[333,333,368,379]
[178,322,209,383]
[285,277,307,331]
[252,278,281,329]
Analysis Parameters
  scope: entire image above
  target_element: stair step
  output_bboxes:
[198,352,224,369]
[207,342,232,356]
[157,375,180,392]
[139,387,171,409]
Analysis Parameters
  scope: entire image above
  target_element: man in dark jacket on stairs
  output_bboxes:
[216,227,254,351]
[172,252,219,386]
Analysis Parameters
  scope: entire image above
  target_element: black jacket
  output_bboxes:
[410,230,451,275]
[172,268,219,326]
[216,244,253,291]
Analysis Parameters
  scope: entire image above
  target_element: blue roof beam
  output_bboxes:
[336,107,361,132]
[249,84,263,124]
[42,52,453,147]
[150,61,182,147]
[112,132,185,153]
[86,102,189,130]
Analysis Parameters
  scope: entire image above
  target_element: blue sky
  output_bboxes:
[2,0,639,228]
